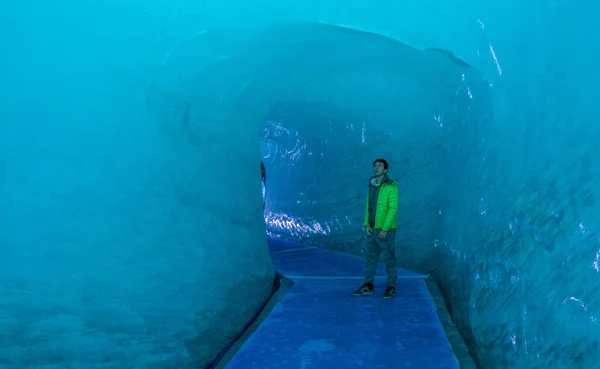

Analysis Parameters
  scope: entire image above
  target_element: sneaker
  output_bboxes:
[382,286,396,299]
[352,283,374,296]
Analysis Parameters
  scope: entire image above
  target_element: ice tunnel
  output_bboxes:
[1,1,600,368]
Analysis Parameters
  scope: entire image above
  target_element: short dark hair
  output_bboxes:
[373,158,388,170]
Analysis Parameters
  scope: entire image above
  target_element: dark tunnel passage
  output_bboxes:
[3,2,600,367]
[260,160,266,209]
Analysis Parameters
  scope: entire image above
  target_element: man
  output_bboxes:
[353,158,399,299]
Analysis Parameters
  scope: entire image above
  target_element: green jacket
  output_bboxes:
[363,178,399,231]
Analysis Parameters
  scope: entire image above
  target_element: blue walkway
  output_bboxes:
[224,240,459,369]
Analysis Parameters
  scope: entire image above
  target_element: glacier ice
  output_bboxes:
[1,0,600,368]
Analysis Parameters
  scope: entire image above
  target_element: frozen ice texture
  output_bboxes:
[1,0,599,368]
[0,2,276,368]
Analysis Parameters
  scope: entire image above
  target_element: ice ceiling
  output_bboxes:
[1,1,599,368]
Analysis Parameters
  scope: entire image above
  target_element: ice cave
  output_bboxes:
[1,1,599,368]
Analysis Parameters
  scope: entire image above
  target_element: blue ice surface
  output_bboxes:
[224,239,458,369]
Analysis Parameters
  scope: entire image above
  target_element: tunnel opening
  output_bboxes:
[257,100,482,368]
[148,21,490,368]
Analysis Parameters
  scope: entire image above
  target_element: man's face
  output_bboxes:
[373,162,387,177]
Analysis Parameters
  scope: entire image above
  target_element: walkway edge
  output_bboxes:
[426,278,478,369]
[209,272,295,369]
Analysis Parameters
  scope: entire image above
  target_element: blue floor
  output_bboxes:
[224,240,459,369]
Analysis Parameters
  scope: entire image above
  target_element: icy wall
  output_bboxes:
[1,0,599,368]
[435,7,600,369]
[0,2,276,368]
